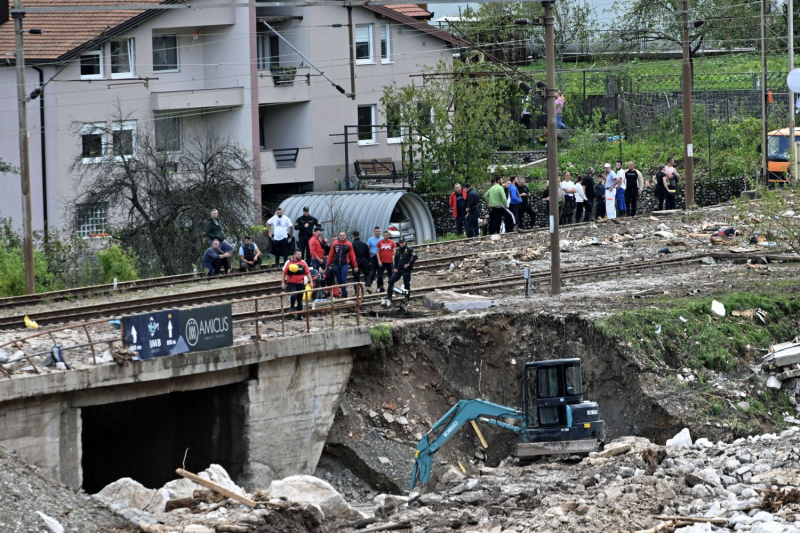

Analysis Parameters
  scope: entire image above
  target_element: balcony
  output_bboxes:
[261,147,313,185]
[258,66,311,104]
[151,87,244,112]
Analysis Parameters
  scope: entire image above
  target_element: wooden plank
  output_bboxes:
[175,468,257,508]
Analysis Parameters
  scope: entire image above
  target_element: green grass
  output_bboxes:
[596,291,800,372]
[370,324,393,352]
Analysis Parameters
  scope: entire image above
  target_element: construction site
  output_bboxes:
[0,192,799,533]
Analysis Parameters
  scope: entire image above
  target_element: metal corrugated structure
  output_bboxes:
[279,191,436,243]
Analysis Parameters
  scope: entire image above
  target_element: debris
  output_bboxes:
[657,247,671,254]
[653,231,674,239]
[655,324,662,334]
[597,442,631,458]
[710,300,726,318]
[175,469,256,508]
[24,316,39,329]
[423,291,499,312]
[766,376,782,389]
[679,316,688,323]
[732,309,755,319]
[383,412,395,424]
[699,256,716,265]
[772,344,800,367]
[36,511,64,533]
[268,474,365,521]
[95,477,170,514]
[359,521,413,533]
[760,488,800,513]
[737,401,751,412]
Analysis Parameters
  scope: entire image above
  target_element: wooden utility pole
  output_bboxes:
[13,0,35,294]
[760,0,768,184]
[681,0,694,207]
[347,6,356,100]
[544,0,560,296]
[790,0,796,181]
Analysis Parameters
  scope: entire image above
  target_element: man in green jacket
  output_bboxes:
[484,176,507,234]
[205,208,226,246]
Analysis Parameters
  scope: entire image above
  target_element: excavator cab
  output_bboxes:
[517,358,605,458]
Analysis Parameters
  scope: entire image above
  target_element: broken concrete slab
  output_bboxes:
[773,344,800,367]
[776,368,800,381]
[423,290,499,312]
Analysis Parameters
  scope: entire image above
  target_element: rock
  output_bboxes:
[423,291,499,312]
[397,416,409,425]
[724,458,742,472]
[0,348,8,364]
[183,526,214,533]
[383,412,395,424]
[578,476,597,488]
[766,376,783,390]
[675,523,712,532]
[36,511,65,533]
[374,494,409,518]
[369,410,378,418]
[751,511,774,523]
[95,477,170,514]
[268,475,365,521]
[737,401,751,412]
[711,300,726,317]
[378,457,392,465]
[162,464,245,500]
[666,428,693,448]
[694,438,713,449]
[751,467,800,486]
[438,465,466,485]
[97,350,114,363]
[598,442,631,458]
[618,467,634,478]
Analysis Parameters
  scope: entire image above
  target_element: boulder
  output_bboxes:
[162,464,245,500]
[374,494,409,518]
[268,475,365,522]
[94,478,170,514]
[666,428,693,448]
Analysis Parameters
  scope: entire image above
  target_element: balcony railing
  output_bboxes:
[273,148,299,168]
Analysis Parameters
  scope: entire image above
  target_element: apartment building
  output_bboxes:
[0,0,462,232]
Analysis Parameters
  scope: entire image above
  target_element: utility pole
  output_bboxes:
[13,0,35,295]
[681,0,694,208]
[544,0,560,296]
[760,0,768,185]
[789,0,796,182]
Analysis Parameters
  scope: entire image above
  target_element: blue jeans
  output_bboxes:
[332,264,349,297]
[556,113,566,129]
[616,188,627,212]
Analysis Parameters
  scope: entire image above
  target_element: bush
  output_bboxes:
[0,248,57,297]
[96,245,139,284]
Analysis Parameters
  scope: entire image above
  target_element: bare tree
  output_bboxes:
[69,106,257,275]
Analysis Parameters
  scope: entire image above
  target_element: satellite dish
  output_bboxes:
[788,69,800,93]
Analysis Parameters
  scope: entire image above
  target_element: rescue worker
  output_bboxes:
[449,183,467,235]
[350,230,371,288]
[375,229,396,294]
[282,249,310,320]
[327,231,358,297]
[382,238,418,307]
[308,226,328,271]
[294,206,318,262]
[238,236,262,271]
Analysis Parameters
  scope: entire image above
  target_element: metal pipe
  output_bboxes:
[681,0,694,207]
[13,2,35,294]
[544,1,560,296]
[32,65,47,239]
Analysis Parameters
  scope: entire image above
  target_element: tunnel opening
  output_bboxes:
[81,382,247,494]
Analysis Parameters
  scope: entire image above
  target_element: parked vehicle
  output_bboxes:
[387,217,416,243]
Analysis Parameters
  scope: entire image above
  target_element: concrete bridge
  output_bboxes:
[0,328,371,492]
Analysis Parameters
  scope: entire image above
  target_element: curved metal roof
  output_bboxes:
[279,191,437,243]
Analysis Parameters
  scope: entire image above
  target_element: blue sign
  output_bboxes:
[123,310,187,360]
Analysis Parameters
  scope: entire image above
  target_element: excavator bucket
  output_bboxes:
[516,439,601,458]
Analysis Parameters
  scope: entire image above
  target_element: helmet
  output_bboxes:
[288,263,300,273]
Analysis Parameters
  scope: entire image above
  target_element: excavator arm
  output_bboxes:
[410,399,525,490]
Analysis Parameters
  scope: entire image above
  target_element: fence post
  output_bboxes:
[254,299,260,341]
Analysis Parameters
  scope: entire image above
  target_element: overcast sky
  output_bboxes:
[429,1,617,23]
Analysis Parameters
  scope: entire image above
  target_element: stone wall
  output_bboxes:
[422,175,747,237]
[492,151,547,165]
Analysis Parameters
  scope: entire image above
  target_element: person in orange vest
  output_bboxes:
[448,183,467,235]
[282,249,310,320]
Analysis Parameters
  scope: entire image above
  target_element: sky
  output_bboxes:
[429,1,617,23]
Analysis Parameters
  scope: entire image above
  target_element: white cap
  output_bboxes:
[604,163,611,168]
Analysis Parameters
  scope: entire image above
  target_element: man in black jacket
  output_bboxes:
[581,168,596,222]
[205,209,226,247]
[517,177,536,229]
[382,239,418,307]
[464,183,481,237]
[294,206,318,263]
[350,231,371,286]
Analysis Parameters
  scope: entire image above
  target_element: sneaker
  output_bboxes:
[366,288,373,294]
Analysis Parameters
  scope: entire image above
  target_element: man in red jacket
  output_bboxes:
[375,229,396,293]
[327,231,358,297]
[448,183,467,236]
[308,226,328,271]
[282,249,311,319]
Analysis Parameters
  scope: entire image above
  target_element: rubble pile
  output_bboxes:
[761,340,800,422]
[90,466,368,533]
[344,426,800,533]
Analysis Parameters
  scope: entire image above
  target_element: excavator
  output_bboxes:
[411,358,605,490]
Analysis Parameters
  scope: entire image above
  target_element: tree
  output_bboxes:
[70,107,257,275]
[381,61,519,193]
[611,0,761,59]
[460,0,596,66]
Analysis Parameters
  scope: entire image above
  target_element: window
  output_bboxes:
[386,104,402,143]
[80,47,103,79]
[110,38,135,78]
[257,33,280,70]
[380,24,391,63]
[76,203,109,238]
[112,120,136,159]
[155,115,181,153]
[536,366,561,399]
[357,104,376,145]
[355,24,373,64]
[81,122,106,164]
[564,364,583,396]
[153,34,178,72]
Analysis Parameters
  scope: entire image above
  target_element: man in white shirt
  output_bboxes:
[560,171,577,224]
[603,163,617,219]
[615,160,627,216]
[267,207,294,266]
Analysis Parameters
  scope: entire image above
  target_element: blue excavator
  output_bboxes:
[411,358,605,490]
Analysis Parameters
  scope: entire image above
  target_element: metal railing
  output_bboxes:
[0,282,364,379]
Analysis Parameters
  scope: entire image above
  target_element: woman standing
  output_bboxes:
[574,176,589,222]
[555,91,567,129]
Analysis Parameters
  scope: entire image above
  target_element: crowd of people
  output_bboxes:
[200,207,420,316]
[446,158,682,235]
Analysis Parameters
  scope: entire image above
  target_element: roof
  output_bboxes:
[768,127,800,136]
[279,191,437,243]
[364,5,469,49]
[384,4,433,20]
[0,0,172,63]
